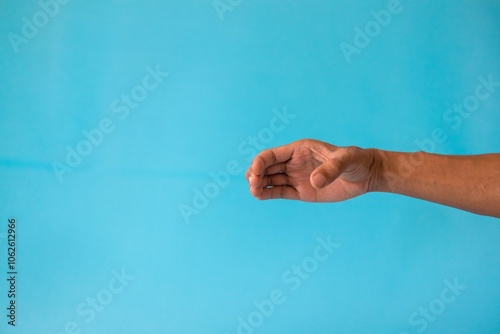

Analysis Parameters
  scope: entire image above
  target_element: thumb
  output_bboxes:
[310,157,348,189]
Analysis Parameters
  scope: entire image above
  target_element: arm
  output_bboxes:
[373,150,500,218]
[245,139,500,218]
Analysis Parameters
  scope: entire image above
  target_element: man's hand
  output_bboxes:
[246,138,500,217]
[245,139,380,202]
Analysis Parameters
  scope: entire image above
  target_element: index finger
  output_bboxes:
[250,144,294,176]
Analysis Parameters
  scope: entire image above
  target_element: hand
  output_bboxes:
[245,139,380,202]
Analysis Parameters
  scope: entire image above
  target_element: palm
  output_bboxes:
[278,146,369,202]
[247,140,373,202]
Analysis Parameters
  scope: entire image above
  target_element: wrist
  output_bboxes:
[365,148,389,193]
[366,149,428,194]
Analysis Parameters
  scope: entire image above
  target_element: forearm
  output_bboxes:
[369,149,500,218]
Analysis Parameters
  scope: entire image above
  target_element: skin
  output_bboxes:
[245,139,500,218]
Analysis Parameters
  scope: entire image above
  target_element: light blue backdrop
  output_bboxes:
[1,0,499,333]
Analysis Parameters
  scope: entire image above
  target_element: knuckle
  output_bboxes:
[343,146,358,155]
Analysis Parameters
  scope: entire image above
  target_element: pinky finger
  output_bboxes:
[252,185,299,200]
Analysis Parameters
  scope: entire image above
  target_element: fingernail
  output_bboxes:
[313,173,327,188]
[248,176,253,185]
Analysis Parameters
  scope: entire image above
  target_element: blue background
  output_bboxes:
[1,0,499,333]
